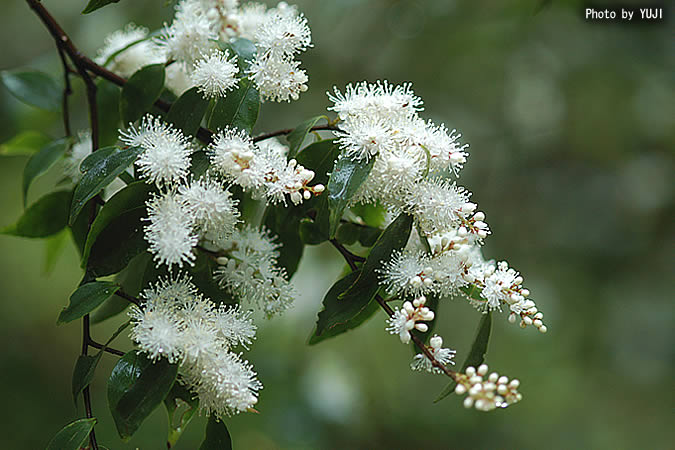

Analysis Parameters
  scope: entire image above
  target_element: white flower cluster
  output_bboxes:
[129,274,261,417]
[215,226,296,318]
[410,335,456,374]
[95,24,164,78]
[454,364,522,412]
[190,49,239,99]
[210,127,324,205]
[385,295,435,344]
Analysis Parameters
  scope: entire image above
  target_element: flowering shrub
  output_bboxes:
[2,0,547,447]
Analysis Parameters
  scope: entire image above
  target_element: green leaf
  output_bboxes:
[44,229,69,274]
[58,281,121,324]
[82,181,152,268]
[22,137,69,205]
[310,270,380,344]
[339,213,413,302]
[299,217,327,245]
[166,86,210,137]
[69,146,143,224]
[70,198,97,256]
[357,225,381,247]
[46,418,96,450]
[0,70,61,111]
[350,202,387,228]
[97,79,121,147]
[0,130,51,156]
[326,155,375,237]
[108,351,178,441]
[208,78,259,132]
[1,190,70,238]
[189,150,210,178]
[71,354,101,404]
[82,0,121,14]
[435,312,492,403]
[164,381,199,447]
[336,222,360,246]
[119,64,165,124]
[200,416,232,450]
[286,115,328,159]
[263,205,305,278]
[218,38,257,71]
[92,252,150,324]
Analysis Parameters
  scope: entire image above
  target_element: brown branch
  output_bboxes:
[56,47,72,136]
[328,239,458,381]
[114,289,141,307]
[252,124,338,143]
[80,314,99,449]
[87,339,126,357]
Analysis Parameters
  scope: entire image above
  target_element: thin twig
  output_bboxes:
[81,314,99,449]
[114,289,141,307]
[252,124,338,143]
[87,339,126,357]
[56,47,72,136]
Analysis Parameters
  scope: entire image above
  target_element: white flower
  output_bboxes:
[191,49,239,98]
[63,130,92,182]
[120,115,193,187]
[209,127,259,189]
[405,177,473,235]
[328,80,423,122]
[213,304,257,349]
[95,24,164,78]
[454,364,523,411]
[144,192,198,268]
[335,115,396,160]
[177,176,240,241]
[248,54,308,102]
[411,334,456,373]
[156,0,218,67]
[165,63,194,96]
[385,296,435,344]
[254,11,311,57]
[378,250,434,298]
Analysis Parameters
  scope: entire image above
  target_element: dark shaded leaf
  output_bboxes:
[435,312,492,402]
[326,155,375,237]
[22,137,69,205]
[188,252,234,304]
[190,150,210,178]
[166,86,210,137]
[92,252,150,324]
[310,270,381,344]
[71,355,101,404]
[97,79,122,147]
[0,70,61,111]
[69,145,143,224]
[108,351,178,441]
[208,78,259,132]
[299,217,326,245]
[1,190,70,238]
[58,281,120,324]
[200,416,232,450]
[339,213,413,302]
[263,205,304,278]
[336,222,360,246]
[70,198,97,256]
[46,418,96,450]
[0,130,51,156]
[82,0,121,14]
[44,229,69,274]
[82,181,152,268]
[286,115,328,159]
[119,64,165,124]
[164,381,199,447]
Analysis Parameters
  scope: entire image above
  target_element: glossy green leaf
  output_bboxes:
[71,354,101,404]
[97,79,122,147]
[435,312,492,403]
[286,115,328,159]
[58,281,120,324]
[86,206,147,277]
[46,418,96,450]
[166,86,210,137]
[69,145,143,224]
[357,226,381,247]
[1,190,70,238]
[310,270,380,344]
[82,181,152,268]
[70,198,97,256]
[44,229,69,274]
[119,64,165,124]
[326,154,375,237]
[299,217,327,245]
[82,0,121,14]
[164,381,199,447]
[1,70,61,111]
[208,78,259,132]
[0,130,51,156]
[22,137,69,205]
[108,351,178,441]
[200,416,232,450]
[339,213,413,302]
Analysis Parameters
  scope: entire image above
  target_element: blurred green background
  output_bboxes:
[0,0,672,449]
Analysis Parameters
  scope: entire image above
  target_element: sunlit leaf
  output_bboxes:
[46,418,96,450]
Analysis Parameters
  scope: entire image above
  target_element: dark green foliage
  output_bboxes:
[22,137,69,205]
[286,115,328,159]
[164,381,199,447]
[45,418,96,450]
[326,155,375,237]
[58,281,120,324]
[1,190,71,238]
[166,86,210,137]
[119,64,165,124]
[96,79,122,147]
[82,0,121,14]
[208,78,260,132]
[200,416,232,450]
[0,69,61,111]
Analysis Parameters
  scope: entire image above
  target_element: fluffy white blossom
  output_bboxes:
[254,11,311,57]
[191,49,239,98]
[119,115,193,187]
[411,335,456,373]
[248,54,308,102]
[157,0,219,67]
[215,226,296,317]
[95,24,163,78]
[328,81,422,122]
[404,177,474,235]
[209,128,323,205]
[63,130,92,182]
[177,176,240,242]
[454,364,523,412]
[385,296,435,344]
[144,192,198,268]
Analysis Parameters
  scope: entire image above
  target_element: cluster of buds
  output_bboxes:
[454,364,522,412]
[386,296,435,344]
[410,334,456,373]
[282,158,325,204]
[509,308,547,333]
[458,209,490,240]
